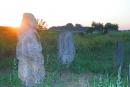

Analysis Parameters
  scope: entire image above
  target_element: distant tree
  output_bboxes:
[92,22,96,29]
[65,23,74,30]
[113,24,118,31]
[91,22,96,32]
[75,24,83,29]
[66,23,74,27]
[91,21,104,32]
[37,19,47,30]
[104,23,118,33]
[98,23,104,32]
[104,23,110,33]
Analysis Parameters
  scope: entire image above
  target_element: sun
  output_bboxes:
[8,18,21,28]
[0,12,22,28]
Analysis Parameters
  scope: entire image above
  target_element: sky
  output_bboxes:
[0,0,130,30]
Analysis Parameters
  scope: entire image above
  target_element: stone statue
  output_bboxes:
[58,31,75,65]
[16,13,45,86]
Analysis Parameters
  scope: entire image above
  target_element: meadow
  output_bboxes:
[0,28,130,87]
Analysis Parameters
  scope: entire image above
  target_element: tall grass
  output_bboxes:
[0,62,129,87]
[1,30,130,73]
[0,29,130,86]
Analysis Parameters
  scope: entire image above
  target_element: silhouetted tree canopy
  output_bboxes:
[92,22,104,32]
[66,23,74,29]
[104,23,118,33]
[75,24,82,28]
[91,22,118,33]
[37,19,47,30]
[49,22,118,34]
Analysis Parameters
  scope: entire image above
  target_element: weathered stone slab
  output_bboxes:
[115,40,124,71]
[58,31,75,64]
[16,13,45,86]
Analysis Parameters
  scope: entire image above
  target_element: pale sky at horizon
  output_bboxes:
[0,0,130,30]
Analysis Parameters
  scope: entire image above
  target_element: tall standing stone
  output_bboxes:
[58,31,75,64]
[16,13,45,86]
[129,64,130,87]
[115,41,124,72]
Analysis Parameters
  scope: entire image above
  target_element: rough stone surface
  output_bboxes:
[115,41,124,70]
[58,31,75,64]
[16,13,45,86]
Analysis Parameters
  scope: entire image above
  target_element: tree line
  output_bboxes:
[38,19,119,34]
[87,21,118,34]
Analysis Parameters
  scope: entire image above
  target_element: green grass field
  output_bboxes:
[0,29,130,87]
